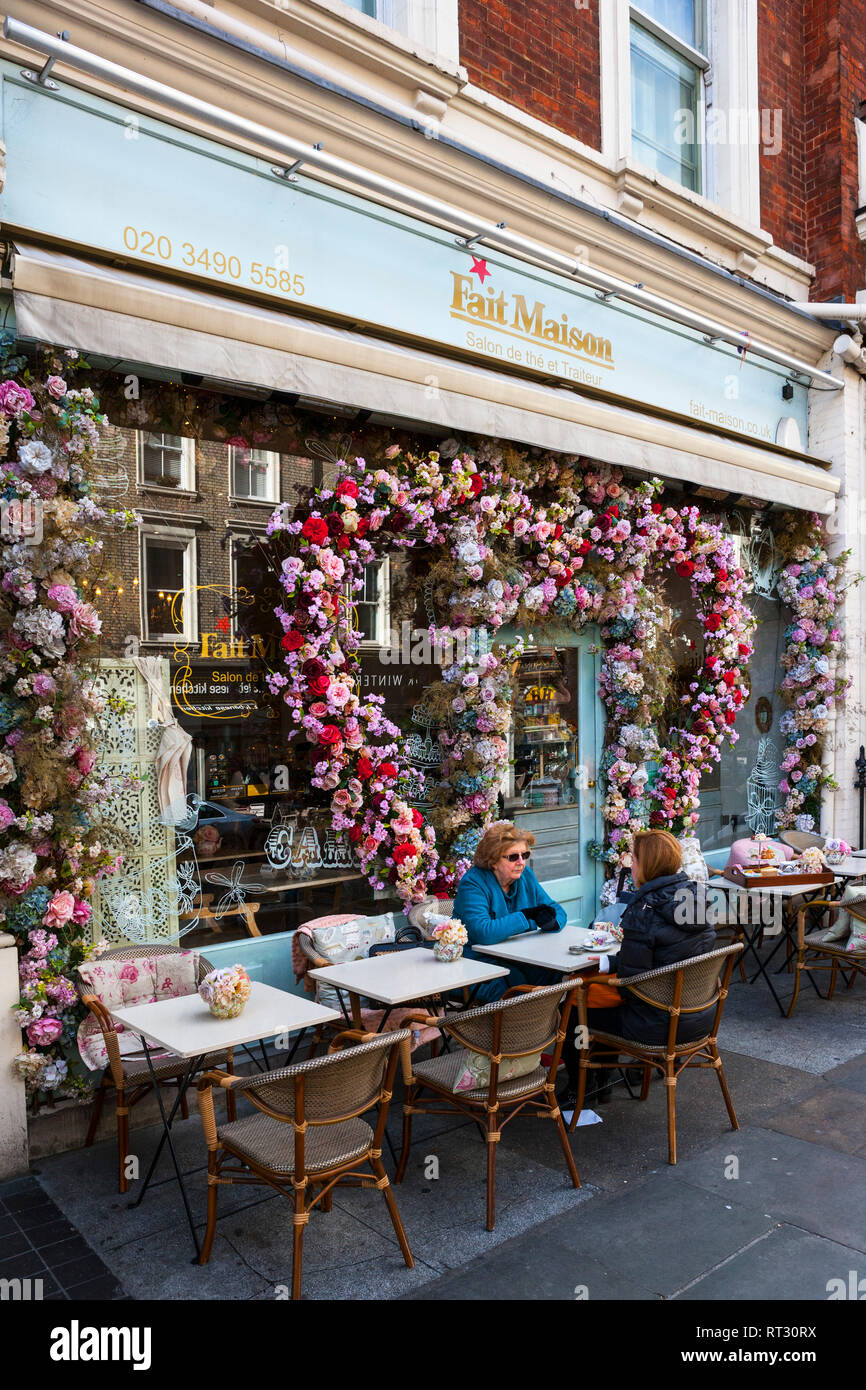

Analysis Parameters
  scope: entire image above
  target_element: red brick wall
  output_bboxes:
[458,0,601,150]
[758,0,807,261]
[760,0,866,299]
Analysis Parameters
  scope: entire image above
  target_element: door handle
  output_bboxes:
[587,779,596,788]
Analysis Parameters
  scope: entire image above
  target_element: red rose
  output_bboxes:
[348,825,363,843]
[335,478,359,499]
[651,502,663,514]
[469,473,483,496]
[555,572,570,589]
[390,512,408,533]
[721,671,737,688]
[649,810,667,826]
[411,809,424,828]
[378,761,398,779]
[715,568,728,582]
[579,540,591,555]
[692,718,710,735]
[608,505,619,518]
[301,516,328,545]
[357,756,374,779]
[356,517,370,537]
[393,842,419,866]
[676,560,695,579]
[732,689,743,706]
[302,658,326,679]
[662,787,677,801]
[308,674,330,696]
[553,524,563,539]
[705,655,719,669]
[504,520,514,534]
[737,643,751,656]
[281,631,304,652]
[318,725,342,746]
[326,512,344,536]
[725,710,737,724]
[705,614,722,632]
[598,515,612,534]
[337,536,351,551]
[562,566,573,582]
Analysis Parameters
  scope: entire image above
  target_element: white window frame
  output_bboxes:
[857,117,866,213]
[314,0,459,65]
[352,556,391,648]
[600,0,760,224]
[140,527,198,644]
[137,431,196,492]
[228,446,280,504]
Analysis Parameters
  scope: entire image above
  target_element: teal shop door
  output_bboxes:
[497,628,604,928]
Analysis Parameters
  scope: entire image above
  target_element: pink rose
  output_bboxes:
[75,748,97,775]
[69,602,102,639]
[0,800,13,830]
[43,890,76,928]
[331,789,351,809]
[0,381,35,418]
[72,899,92,924]
[27,1017,63,1047]
[46,376,67,399]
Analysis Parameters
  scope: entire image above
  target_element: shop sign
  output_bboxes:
[0,64,809,451]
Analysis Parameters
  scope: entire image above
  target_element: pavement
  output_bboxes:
[5,954,866,1301]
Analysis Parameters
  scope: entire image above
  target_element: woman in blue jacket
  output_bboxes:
[453,821,566,1001]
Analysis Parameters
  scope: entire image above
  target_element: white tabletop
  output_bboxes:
[307,946,508,1006]
[472,924,621,973]
[711,869,860,897]
[110,982,340,1059]
[829,859,866,878]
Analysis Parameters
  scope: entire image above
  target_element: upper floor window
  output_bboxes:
[353,559,390,646]
[630,1,709,193]
[141,532,196,642]
[229,447,280,503]
[139,432,195,490]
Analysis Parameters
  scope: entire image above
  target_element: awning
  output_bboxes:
[12,243,839,513]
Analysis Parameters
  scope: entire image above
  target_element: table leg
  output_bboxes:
[130,1046,205,1261]
[740,925,790,1016]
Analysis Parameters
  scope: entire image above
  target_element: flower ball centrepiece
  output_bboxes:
[198,964,251,1019]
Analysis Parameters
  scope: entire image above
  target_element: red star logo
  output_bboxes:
[470,257,491,283]
[215,616,231,634]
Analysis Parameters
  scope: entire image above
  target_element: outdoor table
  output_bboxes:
[307,946,509,1030]
[472,924,621,975]
[109,983,340,1259]
[708,876,841,1015]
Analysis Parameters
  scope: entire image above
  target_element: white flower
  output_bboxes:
[0,753,16,786]
[0,840,37,887]
[17,441,53,475]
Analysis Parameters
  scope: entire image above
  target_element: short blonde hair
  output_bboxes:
[631,829,682,884]
[474,822,536,869]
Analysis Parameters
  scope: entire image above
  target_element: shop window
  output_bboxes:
[229,446,280,503]
[141,533,196,642]
[630,1,708,193]
[353,558,390,646]
[138,432,195,490]
[509,649,582,810]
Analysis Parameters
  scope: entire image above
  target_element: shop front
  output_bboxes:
[0,39,848,1013]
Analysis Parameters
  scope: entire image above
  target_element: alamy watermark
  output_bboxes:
[0,498,43,545]
[674,884,782,934]
[675,104,783,157]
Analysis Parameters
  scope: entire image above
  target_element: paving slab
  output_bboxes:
[822,1054,866,1096]
[762,1086,866,1156]
[675,1223,864,1301]
[658,1127,866,1253]
[720,973,866,1074]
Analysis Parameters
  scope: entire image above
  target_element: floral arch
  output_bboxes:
[266,440,758,902]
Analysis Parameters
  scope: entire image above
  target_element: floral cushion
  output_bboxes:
[76,952,199,1071]
[452,1048,543,1093]
[310,914,396,1010]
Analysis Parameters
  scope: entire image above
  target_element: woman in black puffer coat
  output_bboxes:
[561,829,717,1104]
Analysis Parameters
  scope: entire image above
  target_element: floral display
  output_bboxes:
[822,837,851,864]
[0,341,139,1102]
[430,916,469,962]
[198,963,251,1019]
[267,441,755,897]
[775,514,852,832]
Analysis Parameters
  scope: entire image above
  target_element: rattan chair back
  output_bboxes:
[446,980,570,1057]
[622,944,741,1015]
[235,1029,410,1124]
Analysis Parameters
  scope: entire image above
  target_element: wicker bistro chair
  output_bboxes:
[569,944,743,1165]
[196,1029,414,1299]
[75,945,236,1194]
[785,897,866,1018]
[394,981,580,1231]
[780,830,826,853]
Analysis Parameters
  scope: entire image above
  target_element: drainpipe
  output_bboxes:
[834,334,866,376]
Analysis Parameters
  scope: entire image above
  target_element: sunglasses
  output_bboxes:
[504,851,532,862]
